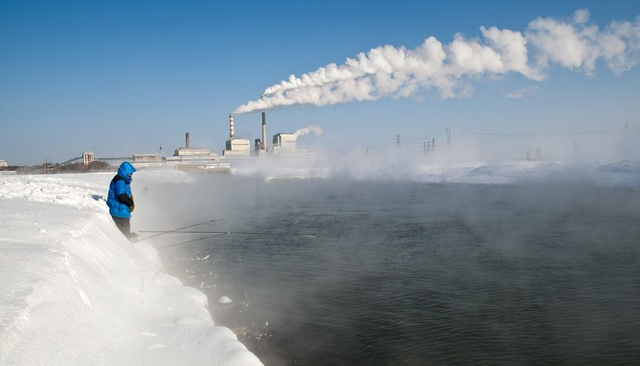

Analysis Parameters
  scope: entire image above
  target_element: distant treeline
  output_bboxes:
[0,161,114,174]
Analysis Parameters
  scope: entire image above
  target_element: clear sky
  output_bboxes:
[1,0,639,166]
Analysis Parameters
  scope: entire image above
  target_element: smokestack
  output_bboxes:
[261,95,267,151]
[185,132,190,148]
[261,111,267,151]
[260,94,267,151]
[229,114,235,139]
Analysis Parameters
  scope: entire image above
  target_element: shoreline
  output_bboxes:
[0,172,263,366]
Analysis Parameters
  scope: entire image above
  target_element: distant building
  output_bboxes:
[173,147,215,158]
[82,151,94,166]
[131,153,165,169]
[165,147,226,172]
[271,132,316,161]
[162,132,229,172]
[222,114,251,157]
[272,133,297,153]
[133,154,163,162]
[167,132,218,161]
[223,138,251,157]
[0,159,8,167]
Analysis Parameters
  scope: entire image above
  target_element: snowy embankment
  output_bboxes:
[0,171,263,366]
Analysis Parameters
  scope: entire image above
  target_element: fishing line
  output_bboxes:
[131,218,221,243]
[135,221,318,249]
[139,230,317,238]
[154,233,230,250]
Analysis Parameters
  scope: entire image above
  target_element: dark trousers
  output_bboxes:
[112,216,131,237]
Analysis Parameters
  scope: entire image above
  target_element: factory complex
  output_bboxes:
[74,112,316,173]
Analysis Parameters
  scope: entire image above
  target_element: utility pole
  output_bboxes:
[396,135,401,147]
[574,141,582,154]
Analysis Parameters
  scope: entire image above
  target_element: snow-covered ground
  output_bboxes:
[0,171,263,366]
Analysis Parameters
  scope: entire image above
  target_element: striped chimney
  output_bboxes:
[229,113,235,139]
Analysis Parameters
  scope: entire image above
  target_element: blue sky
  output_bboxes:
[1,0,639,165]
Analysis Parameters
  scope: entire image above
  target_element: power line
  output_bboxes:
[456,128,621,137]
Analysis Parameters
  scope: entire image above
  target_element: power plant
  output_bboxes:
[55,110,319,173]
[222,111,316,160]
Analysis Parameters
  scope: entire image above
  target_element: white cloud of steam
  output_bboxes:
[234,9,640,114]
[504,85,539,99]
[293,125,323,138]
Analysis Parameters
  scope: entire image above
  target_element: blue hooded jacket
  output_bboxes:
[107,162,137,218]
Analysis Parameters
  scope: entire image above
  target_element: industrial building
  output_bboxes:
[82,151,94,165]
[133,154,163,162]
[272,133,297,152]
[163,132,229,172]
[270,132,316,161]
[221,112,318,162]
[57,111,320,173]
[222,114,251,157]
[170,133,216,159]
[224,139,251,156]
[132,154,164,168]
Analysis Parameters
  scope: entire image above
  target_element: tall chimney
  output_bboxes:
[229,114,235,139]
[185,132,190,148]
[261,94,267,151]
[261,112,267,151]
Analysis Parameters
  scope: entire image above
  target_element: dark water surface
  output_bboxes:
[155,178,640,366]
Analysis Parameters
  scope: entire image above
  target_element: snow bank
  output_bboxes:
[0,172,263,366]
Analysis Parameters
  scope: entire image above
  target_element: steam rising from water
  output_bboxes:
[143,171,640,366]
[234,10,640,114]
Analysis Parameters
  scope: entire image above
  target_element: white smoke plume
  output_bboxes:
[504,85,539,99]
[234,10,640,114]
[293,125,323,138]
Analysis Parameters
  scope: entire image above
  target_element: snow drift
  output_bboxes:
[0,172,263,366]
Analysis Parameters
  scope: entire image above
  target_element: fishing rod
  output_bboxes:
[139,230,317,238]
[131,219,221,243]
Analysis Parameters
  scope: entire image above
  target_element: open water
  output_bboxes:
[156,178,640,366]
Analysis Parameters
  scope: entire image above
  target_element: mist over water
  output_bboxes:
[139,173,640,366]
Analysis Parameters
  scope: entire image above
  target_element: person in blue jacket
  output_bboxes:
[107,161,137,239]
